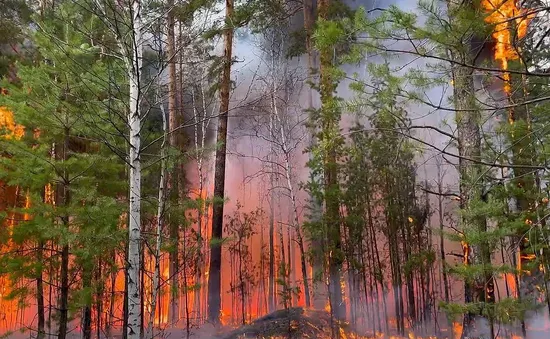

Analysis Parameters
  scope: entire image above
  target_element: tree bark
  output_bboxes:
[146,88,168,339]
[57,127,70,339]
[268,104,276,312]
[508,68,540,305]
[126,0,144,337]
[436,164,450,304]
[36,240,45,339]
[166,0,180,325]
[58,244,69,339]
[447,2,495,337]
[208,0,234,324]
[268,190,275,312]
[82,265,92,339]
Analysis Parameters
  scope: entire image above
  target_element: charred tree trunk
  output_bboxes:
[208,0,234,324]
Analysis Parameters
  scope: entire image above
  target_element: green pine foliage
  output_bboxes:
[0,1,125,329]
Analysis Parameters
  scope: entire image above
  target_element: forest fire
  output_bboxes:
[3,0,550,338]
[482,0,533,100]
[0,107,23,140]
[0,107,26,332]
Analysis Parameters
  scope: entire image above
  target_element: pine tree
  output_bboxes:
[208,0,235,324]
[0,3,125,338]
[305,0,354,324]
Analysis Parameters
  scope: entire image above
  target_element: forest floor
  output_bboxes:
[160,307,361,339]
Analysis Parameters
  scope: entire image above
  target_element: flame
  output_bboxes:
[45,184,55,205]
[324,299,331,312]
[452,322,463,339]
[505,273,518,297]
[0,107,24,139]
[220,309,231,326]
[461,240,469,265]
[482,0,533,119]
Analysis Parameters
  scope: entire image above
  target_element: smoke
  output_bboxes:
[213,0,463,327]
[185,0,548,338]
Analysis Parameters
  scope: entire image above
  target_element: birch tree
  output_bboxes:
[89,0,146,335]
[126,1,144,336]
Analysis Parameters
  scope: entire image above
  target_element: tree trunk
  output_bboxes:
[268,105,276,313]
[57,129,70,339]
[96,261,102,339]
[277,101,311,308]
[447,2,495,337]
[167,0,180,325]
[58,244,69,339]
[279,220,288,309]
[208,0,234,324]
[268,191,275,312]
[107,250,117,337]
[508,68,540,306]
[123,246,129,339]
[317,0,345,321]
[146,85,169,339]
[36,240,45,339]
[401,222,416,326]
[437,164,450,304]
[82,265,92,339]
[303,0,325,311]
[126,0,144,337]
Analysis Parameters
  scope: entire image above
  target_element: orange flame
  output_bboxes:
[483,0,533,102]
[0,107,24,139]
[452,322,463,339]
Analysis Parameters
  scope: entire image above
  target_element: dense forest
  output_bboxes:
[1,0,550,338]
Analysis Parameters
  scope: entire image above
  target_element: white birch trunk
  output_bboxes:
[127,0,144,337]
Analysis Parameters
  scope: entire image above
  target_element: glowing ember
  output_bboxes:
[324,300,331,312]
[461,240,469,265]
